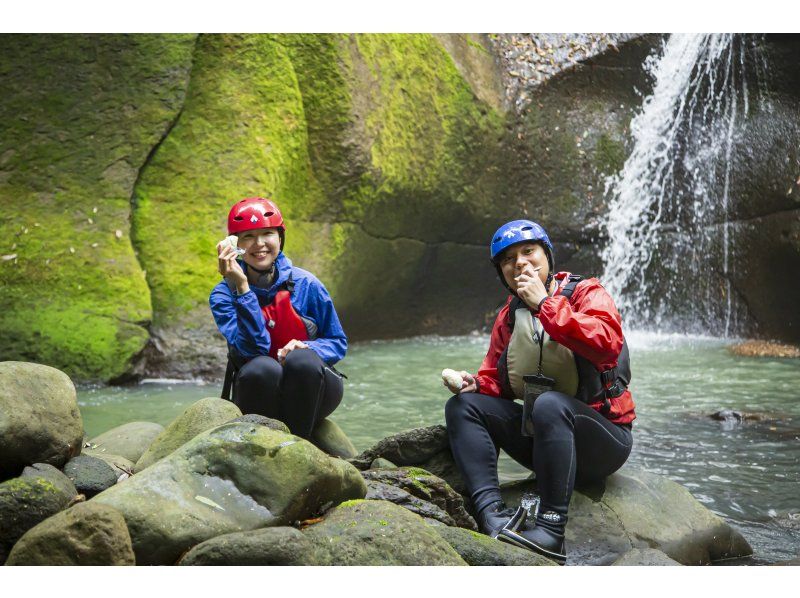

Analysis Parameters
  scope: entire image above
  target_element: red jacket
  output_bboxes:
[474,272,636,425]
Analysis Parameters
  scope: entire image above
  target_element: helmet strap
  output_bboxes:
[247,262,277,288]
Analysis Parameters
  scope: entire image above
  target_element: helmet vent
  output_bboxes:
[265,211,274,217]
[493,236,502,243]
[233,216,243,221]
[521,226,533,231]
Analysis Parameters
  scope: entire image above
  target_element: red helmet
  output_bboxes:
[227,197,285,235]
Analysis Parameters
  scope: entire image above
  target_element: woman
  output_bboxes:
[443,219,635,565]
[210,197,347,439]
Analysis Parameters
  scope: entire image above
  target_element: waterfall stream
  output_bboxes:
[601,34,769,336]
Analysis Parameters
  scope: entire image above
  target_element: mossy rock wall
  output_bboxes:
[1,33,659,381]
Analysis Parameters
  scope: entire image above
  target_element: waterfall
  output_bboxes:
[601,34,768,336]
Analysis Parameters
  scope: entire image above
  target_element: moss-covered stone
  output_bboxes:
[309,418,357,459]
[179,526,322,566]
[434,525,555,566]
[85,421,164,463]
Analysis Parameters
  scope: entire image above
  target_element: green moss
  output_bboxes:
[337,499,365,509]
[595,133,626,175]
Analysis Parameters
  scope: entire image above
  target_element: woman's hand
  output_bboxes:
[277,339,310,364]
[217,241,249,294]
[443,370,478,394]
[515,263,547,310]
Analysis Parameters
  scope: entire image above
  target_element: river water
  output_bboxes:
[78,332,800,564]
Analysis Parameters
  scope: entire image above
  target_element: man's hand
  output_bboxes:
[277,339,310,364]
[217,241,248,294]
[515,263,547,310]
[443,370,478,394]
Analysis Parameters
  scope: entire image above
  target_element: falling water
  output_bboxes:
[601,34,768,336]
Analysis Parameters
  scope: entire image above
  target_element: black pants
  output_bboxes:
[232,348,344,439]
[445,391,633,515]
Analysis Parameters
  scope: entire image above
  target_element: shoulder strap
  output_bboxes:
[559,274,583,300]
[507,296,525,329]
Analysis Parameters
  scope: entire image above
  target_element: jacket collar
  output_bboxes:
[239,252,293,298]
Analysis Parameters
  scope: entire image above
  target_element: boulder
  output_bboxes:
[0,361,83,479]
[179,527,322,566]
[63,455,119,498]
[310,418,358,458]
[82,452,135,477]
[92,422,366,565]
[301,500,467,565]
[134,398,241,471]
[370,458,397,469]
[0,463,78,561]
[362,467,476,530]
[85,421,164,463]
[500,467,753,565]
[5,502,134,565]
[364,480,456,526]
[433,525,555,566]
[228,414,290,433]
[612,548,682,566]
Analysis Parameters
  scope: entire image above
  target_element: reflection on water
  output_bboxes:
[78,331,800,563]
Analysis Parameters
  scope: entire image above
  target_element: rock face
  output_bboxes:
[0,361,83,479]
[92,422,366,565]
[85,421,165,463]
[434,525,555,566]
[134,398,242,471]
[310,418,357,458]
[179,527,322,566]
[5,502,135,565]
[63,455,119,498]
[0,463,78,561]
[501,469,753,565]
[301,500,467,565]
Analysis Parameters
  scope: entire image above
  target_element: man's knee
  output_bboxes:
[445,392,483,424]
[530,391,571,426]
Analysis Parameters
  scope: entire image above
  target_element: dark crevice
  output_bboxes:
[296,218,488,248]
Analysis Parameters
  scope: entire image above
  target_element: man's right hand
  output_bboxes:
[443,371,478,394]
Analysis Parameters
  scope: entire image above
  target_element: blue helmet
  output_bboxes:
[490,219,553,264]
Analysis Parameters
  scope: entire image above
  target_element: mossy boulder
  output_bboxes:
[134,398,241,471]
[0,463,78,561]
[63,455,118,498]
[228,413,290,433]
[0,361,83,479]
[91,422,366,565]
[179,526,322,566]
[310,418,357,458]
[5,502,134,565]
[85,421,165,463]
[500,468,752,566]
[364,480,457,527]
[301,499,467,565]
[434,525,555,566]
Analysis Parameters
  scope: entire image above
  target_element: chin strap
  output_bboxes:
[244,261,277,289]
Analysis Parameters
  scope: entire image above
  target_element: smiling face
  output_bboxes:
[498,242,550,292]
[236,227,281,271]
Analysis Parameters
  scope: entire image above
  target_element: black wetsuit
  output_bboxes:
[445,390,633,516]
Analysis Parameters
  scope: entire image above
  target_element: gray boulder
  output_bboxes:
[365,480,456,526]
[612,548,682,566]
[179,527,322,566]
[310,418,357,458]
[301,499,467,565]
[362,467,476,530]
[63,455,118,498]
[91,422,366,565]
[0,361,83,478]
[134,398,241,471]
[82,452,135,477]
[85,421,164,463]
[434,525,555,566]
[500,468,752,565]
[0,463,78,561]
[228,414,290,433]
[5,501,134,565]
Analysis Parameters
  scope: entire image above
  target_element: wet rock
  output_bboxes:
[728,340,800,358]
[612,548,681,566]
[91,422,366,565]
[179,527,322,566]
[83,452,135,477]
[228,413,289,433]
[5,502,134,565]
[434,525,555,566]
[310,418,357,459]
[85,421,164,463]
[301,500,467,565]
[0,463,78,561]
[500,468,752,565]
[0,361,83,479]
[134,398,241,471]
[709,409,766,423]
[362,467,476,530]
[369,458,397,469]
[364,480,456,526]
[63,455,118,498]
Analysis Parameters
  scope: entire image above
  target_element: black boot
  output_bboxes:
[476,501,526,539]
[498,510,567,565]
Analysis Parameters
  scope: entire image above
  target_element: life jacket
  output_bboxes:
[497,274,632,417]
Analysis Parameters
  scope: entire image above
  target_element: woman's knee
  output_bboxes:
[283,348,323,375]
[237,355,282,386]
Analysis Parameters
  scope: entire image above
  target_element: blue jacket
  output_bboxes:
[209,253,347,365]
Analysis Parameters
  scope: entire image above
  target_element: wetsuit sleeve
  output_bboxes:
[209,284,271,358]
[301,280,347,366]
[473,303,512,397]
[537,279,623,371]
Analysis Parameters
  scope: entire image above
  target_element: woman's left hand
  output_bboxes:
[277,339,309,364]
[515,263,548,310]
